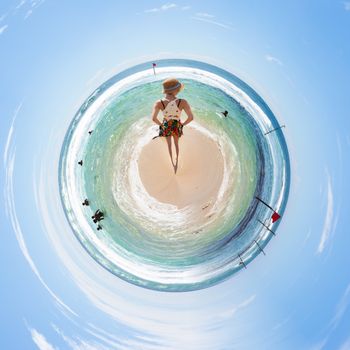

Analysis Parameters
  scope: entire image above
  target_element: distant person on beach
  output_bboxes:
[92,209,104,223]
[151,78,194,174]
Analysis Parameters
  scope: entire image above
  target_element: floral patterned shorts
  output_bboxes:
[159,118,183,137]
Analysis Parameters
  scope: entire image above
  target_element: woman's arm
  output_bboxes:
[181,100,194,126]
[151,101,162,126]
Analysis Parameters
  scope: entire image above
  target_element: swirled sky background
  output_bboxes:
[1,1,350,349]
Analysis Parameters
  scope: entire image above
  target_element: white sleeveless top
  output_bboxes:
[161,98,182,120]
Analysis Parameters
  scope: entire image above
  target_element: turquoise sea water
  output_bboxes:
[59,59,290,291]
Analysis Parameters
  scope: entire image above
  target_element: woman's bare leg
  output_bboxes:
[165,136,174,167]
[173,135,179,174]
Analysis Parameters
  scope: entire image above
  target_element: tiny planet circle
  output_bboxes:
[59,59,290,292]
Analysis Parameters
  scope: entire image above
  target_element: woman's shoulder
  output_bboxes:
[154,99,164,108]
[178,98,189,106]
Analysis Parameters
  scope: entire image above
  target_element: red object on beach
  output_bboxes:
[271,212,281,223]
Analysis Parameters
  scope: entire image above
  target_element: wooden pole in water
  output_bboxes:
[264,125,285,135]
[238,254,247,269]
[254,239,266,255]
[257,218,276,236]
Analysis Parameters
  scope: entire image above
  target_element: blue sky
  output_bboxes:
[1,1,350,349]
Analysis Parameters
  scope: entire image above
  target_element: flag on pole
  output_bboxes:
[255,197,281,223]
[271,211,281,223]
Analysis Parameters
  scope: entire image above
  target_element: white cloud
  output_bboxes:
[317,169,335,254]
[329,284,350,331]
[191,15,233,30]
[271,314,292,331]
[7,155,76,315]
[145,3,177,13]
[312,284,350,350]
[29,327,57,350]
[16,0,26,10]
[3,104,78,318]
[145,8,159,13]
[0,24,8,34]
[24,9,33,19]
[22,0,45,19]
[344,2,350,11]
[339,336,350,350]
[53,326,100,350]
[52,323,152,350]
[217,295,256,319]
[311,337,329,350]
[30,0,46,8]
[145,8,158,13]
[161,3,176,10]
[265,54,283,66]
[195,12,215,18]
[3,103,22,168]
[181,5,190,10]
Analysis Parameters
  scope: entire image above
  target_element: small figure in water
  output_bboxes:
[221,110,228,117]
[97,224,102,231]
[151,78,194,174]
[92,209,104,223]
[78,160,83,166]
[88,130,93,135]
[82,199,89,206]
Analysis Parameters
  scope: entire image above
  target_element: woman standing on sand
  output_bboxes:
[151,78,194,174]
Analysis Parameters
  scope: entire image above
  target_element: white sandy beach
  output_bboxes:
[137,126,224,212]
